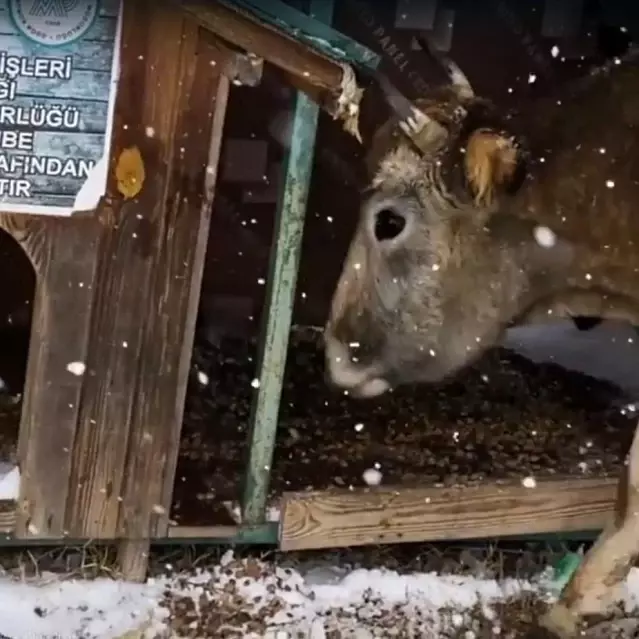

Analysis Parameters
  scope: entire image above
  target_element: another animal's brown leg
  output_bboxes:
[539,421,639,638]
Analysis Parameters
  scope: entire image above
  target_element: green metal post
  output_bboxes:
[241,0,335,527]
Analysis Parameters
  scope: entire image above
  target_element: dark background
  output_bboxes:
[1,0,638,347]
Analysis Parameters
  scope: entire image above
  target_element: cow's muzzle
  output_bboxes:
[324,332,390,398]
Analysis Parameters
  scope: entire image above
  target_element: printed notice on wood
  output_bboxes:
[0,0,121,216]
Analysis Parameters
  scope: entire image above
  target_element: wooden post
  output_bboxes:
[13,215,101,538]
[47,2,230,579]
[116,30,231,578]
[539,421,639,638]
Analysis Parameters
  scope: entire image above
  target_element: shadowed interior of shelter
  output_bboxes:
[0,229,35,465]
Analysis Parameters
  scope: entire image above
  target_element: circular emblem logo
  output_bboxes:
[9,0,99,47]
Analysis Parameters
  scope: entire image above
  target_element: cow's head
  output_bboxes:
[324,46,573,397]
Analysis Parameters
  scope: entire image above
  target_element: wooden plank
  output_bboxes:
[3,214,100,539]
[117,27,231,580]
[176,0,343,92]
[279,477,618,551]
[176,1,376,126]
[0,517,240,540]
[65,2,190,542]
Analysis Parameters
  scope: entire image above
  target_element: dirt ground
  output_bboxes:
[173,328,633,526]
[156,544,553,638]
[0,326,631,527]
[154,543,639,638]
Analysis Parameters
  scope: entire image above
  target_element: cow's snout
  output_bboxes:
[323,330,390,398]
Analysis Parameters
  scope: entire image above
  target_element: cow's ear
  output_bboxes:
[464,128,522,206]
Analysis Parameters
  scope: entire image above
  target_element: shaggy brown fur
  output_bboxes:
[325,52,639,639]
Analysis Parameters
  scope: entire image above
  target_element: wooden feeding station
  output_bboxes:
[0,0,622,581]
[0,0,376,579]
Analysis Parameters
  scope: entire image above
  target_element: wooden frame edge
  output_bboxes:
[279,476,618,551]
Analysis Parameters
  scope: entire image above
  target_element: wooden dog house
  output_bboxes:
[0,0,380,579]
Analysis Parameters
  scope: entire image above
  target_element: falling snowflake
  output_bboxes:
[533,225,556,248]
[362,468,382,486]
[66,361,86,376]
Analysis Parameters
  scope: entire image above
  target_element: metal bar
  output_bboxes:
[240,0,332,527]
[167,522,279,544]
[0,526,597,548]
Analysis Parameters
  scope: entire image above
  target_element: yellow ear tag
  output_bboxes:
[115,146,146,199]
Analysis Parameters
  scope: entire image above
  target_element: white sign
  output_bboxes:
[0,0,122,216]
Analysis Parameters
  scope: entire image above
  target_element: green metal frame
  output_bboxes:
[220,0,380,69]
[240,0,337,530]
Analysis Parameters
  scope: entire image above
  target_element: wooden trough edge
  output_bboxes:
[278,476,619,551]
[0,476,619,544]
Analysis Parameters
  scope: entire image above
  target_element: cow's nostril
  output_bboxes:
[374,207,406,242]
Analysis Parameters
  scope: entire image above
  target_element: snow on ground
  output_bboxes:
[0,552,638,638]
[0,575,156,638]
[0,464,18,500]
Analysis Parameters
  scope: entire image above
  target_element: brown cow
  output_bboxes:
[324,48,639,638]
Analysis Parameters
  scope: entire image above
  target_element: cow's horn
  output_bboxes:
[373,70,448,152]
[416,34,474,99]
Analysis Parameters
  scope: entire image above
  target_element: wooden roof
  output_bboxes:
[173,0,380,138]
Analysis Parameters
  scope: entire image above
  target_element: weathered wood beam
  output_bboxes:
[115,14,233,581]
[13,215,101,540]
[173,0,366,138]
[279,476,617,551]
[541,424,639,638]
[177,0,343,90]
